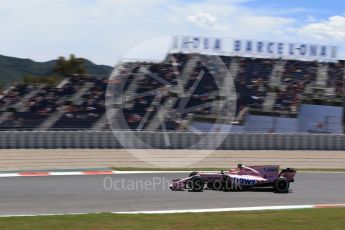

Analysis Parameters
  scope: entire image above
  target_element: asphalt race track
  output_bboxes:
[0,172,344,215]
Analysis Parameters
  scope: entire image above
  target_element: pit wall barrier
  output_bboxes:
[0,131,344,150]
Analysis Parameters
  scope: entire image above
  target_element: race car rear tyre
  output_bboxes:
[190,176,204,192]
[274,178,290,193]
[189,171,199,177]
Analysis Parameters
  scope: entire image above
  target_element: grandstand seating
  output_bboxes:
[0,83,32,109]
[327,61,344,95]
[51,78,106,129]
[0,53,343,131]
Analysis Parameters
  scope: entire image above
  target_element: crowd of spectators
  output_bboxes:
[122,62,177,130]
[0,53,344,130]
[0,83,34,129]
[51,78,107,129]
[273,60,318,112]
[327,61,344,95]
[0,77,91,129]
[118,55,221,131]
[236,57,273,111]
[0,83,32,110]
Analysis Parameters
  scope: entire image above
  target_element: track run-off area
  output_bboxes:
[0,171,344,216]
[0,149,345,171]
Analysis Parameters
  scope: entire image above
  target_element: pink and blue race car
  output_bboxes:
[170,164,296,193]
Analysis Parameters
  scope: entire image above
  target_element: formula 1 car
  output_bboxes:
[169,164,296,193]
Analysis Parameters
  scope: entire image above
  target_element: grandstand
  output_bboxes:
[0,52,344,133]
[0,76,106,130]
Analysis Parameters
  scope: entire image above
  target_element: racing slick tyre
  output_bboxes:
[189,171,199,177]
[274,178,290,193]
[189,176,204,192]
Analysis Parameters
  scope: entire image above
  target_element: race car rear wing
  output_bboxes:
[279,168,297,182]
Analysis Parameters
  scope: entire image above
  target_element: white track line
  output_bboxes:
[113,171,193,174]
[110,171,345,174]
[112,205,315,214]
[0,213,89,218]
[1,204,344,217]
[49,172,85,176]
[0,171,115,178]
[0,173,19,178]
[0,170,208,178]
[0,170,344,178]
[299,171,345,174]
[112,204,345,214]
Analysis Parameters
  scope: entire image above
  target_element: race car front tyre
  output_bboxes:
[190,176,204,192]
[274,178,290,193]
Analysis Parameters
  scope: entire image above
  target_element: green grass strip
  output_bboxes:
[0,208,344,230]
